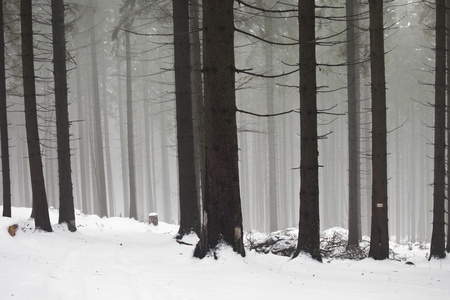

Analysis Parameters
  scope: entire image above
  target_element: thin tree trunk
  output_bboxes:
[75,51,88,213]
[125,29,137,220]
[0,0,11,217]
[101,53,115,217]
[265,16,278,233]
[346,0,361,248]
[293,0,321,262]
[194,0,245,258]
[142,56,154,214]
[173,0,200,237]
[117,60,129,217]
[21,0,52,232]
[51,0,76,231]
[89,8,108,217]
[429,0,446,259]
[368,0,389,260]
[160,107,172,223]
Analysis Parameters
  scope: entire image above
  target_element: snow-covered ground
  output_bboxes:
[1,206,449,300]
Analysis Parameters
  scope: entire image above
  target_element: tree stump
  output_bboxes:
[149,213,158,226]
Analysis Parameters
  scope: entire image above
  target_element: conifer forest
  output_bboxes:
[1,0,450,261]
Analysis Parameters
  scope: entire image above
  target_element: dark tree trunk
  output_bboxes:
[173,0,200,237]
[346,0,361,248]
[189,0,204,218]
[0,0,11,218]
[125,29,137,220]
[446,0,450,254]
[194,0,245,258]
[51,0,76,232]
[293,0,321,262]
[368,0,389,260]
[89,7,108,217]
[429,0,446,259]
[21,0,52,232]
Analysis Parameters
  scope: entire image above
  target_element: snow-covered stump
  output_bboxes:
[149,213,158,226]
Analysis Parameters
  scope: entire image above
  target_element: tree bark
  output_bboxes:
[0,0,11,218]
[173,0,200,237]
[368,0,389,260]
[429,0,446,259]
[21,0,52,232]
[346,0,361,248]
[446,0,450,254]
[51,0,76,231]
[189,0,204,221]
[293,0,321,262]
[194,0,245,258]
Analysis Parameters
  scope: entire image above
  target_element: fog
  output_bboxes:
[1,0,442,243]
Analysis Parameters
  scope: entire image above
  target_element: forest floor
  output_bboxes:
[1,206,449,300]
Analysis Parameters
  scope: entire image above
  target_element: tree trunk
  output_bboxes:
[293,0,321,262]
[194,0,245,258]
[117,60,129,217]
[101,53,115,217]
[0,1,11,218]
[368,0,389,260]
[21,0,52,232]
[446,0,450,254]
[142,56,154,214]
[265,16,278,233]
[189,0,204,221]
[51,0,76,231]
[429,0,446,259]
[125,29,137,220]
[173,0,200,237]
[76,58,88,214]
[160,106,172,223]
[346,0,361,248]
[89,7,108,217]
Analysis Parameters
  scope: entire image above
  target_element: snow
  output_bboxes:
[1,207,449,300]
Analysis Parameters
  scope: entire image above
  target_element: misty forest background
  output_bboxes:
[0,0,445,245]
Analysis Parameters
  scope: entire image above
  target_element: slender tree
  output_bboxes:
[265,15,278,233]
[51,0,76,232]
[293,0,321,262]
[21,0,52,232]
[0,0,11,218]
[368,0,389,260]
[346,0,361,248]
[75,55,89,214]
[429,0,446,259]
[89,4,108,217]
[125,28,137,220]
[194,0,245,258]
[173,0,200,238]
